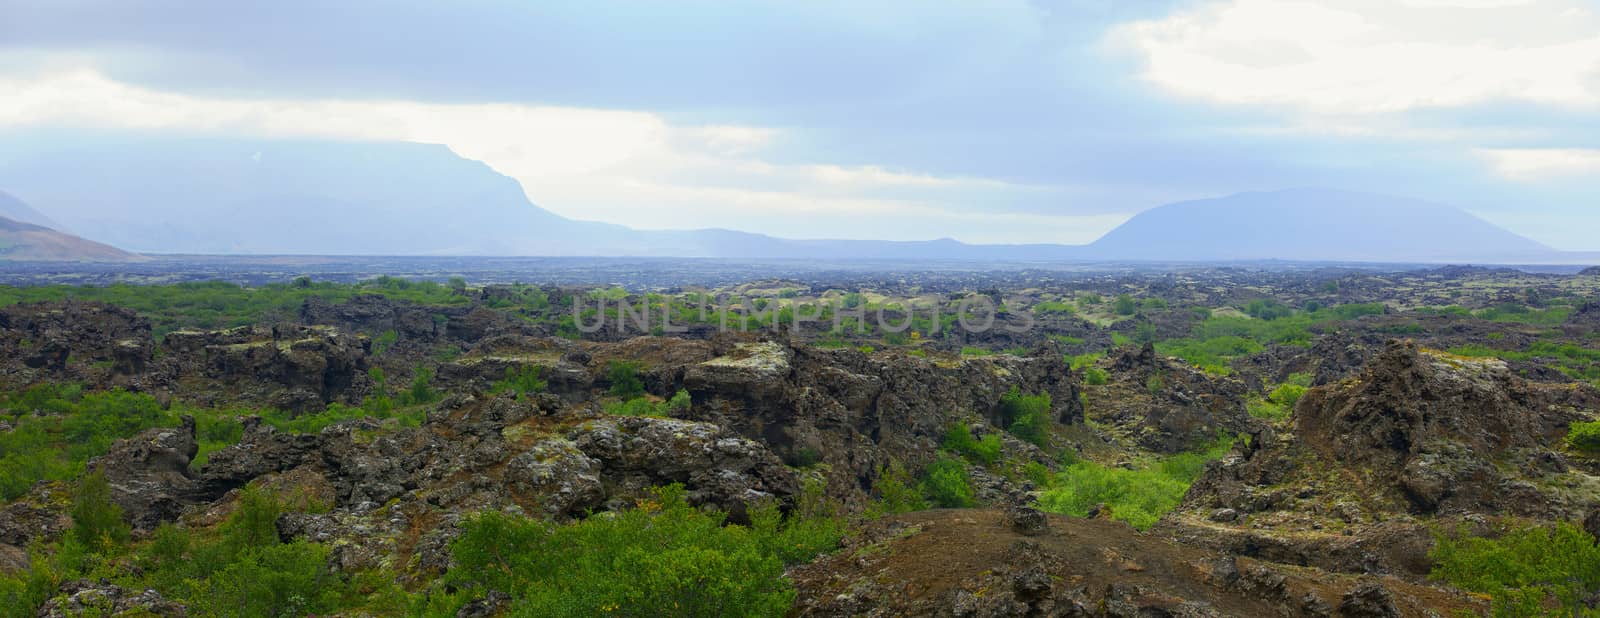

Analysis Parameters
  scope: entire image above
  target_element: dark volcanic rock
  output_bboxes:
[161,324,371,411]
[1166,340,1600,577]
[88,416,200,531]
[37,579,187,617]
[0,301,153,386]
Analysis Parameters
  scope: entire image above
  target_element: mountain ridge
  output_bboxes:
[0,133,1580,264]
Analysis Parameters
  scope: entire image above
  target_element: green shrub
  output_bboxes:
[941,424,1002,465]
[1247,399,1290,422]
[605,398,667,417]
[666,388,692,413]
[492,365,547,397]
[869,461,929,516]
[1566,421,1600,455]
[1000,387,1052,448]
[1083,367,1108,386]
[447,484,815,617]
[1037,435,1232,531]
[192,540,340,618]
[1268,383,1308,409]
[70,471,129,552]
[1114,295,1138,316]
[403,366,437,405]
[1431,521,1600,617]
[1145,374,1165,396]
[607,361,646,398]
[1243,299,1294,320]
[921,455,976,508]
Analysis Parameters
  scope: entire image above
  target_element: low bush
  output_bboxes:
[491,365,547,397]
[1083,366,1109,386]
[868,461,929,516]
[1566,421,1600,455]
[941,424,1002,465]
[606,361,646,398]
[1000,387,1052,448]
[1268,383,1307,409]
[921,455,976,508]
[1036,435,1233,530]
[1431,521,1600,617]
[447,484,839,617]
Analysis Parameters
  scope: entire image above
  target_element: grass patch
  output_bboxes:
[1036,435,1234,530]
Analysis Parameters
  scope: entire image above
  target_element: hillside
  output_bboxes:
[0,215,136,261]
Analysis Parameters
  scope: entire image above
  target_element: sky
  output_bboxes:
[0,0,1597,248]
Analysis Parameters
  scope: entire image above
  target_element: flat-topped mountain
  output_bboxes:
[1088,188,1551,263]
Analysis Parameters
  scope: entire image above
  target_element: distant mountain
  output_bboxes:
[0,190,63,230]
[1088,189,1552,263]
[0,133,1574,263]
[0,134,636,255]
[0,215,135,261]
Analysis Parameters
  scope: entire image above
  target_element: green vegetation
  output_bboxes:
[920,455,976,508]
[445,484,842,617]
[1113,295,1138,316]
[1156,336,1261,375]
[1082,366,1108,386]
[1475,303,1572,326]
[0,385,423,501]
[0,485,406,618]
[999,386,1052,448]
[1036,435,1234,530]
[941,424,1002,465]
[491,365,547,397]
[868,462,929,516]
[1450,342,1600,383]
[1565,421,1600,456]
[71,471,130,552]
[606,360,646,398]
[604,389,692,418]
[1033,301,1076,315]
[1431,521,1600,617]
[0,278,470,336]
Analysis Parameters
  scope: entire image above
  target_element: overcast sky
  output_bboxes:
[1,0,1597,248]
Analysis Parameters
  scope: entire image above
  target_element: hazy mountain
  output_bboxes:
[0,133,1570,263]
[0,134,635,255]
[1089,189,1552,262]
[0,190,63,230]
[0,215,136,261]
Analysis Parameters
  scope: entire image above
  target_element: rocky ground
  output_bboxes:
[0,265,1596,616]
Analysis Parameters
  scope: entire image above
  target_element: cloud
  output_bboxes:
[1114,0,1600,113]
[1476,148,1600,180]
[0,67,1111,242]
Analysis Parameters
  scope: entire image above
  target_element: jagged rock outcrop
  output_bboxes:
[682,338,1082,507]
[1164,340,1600,576]
[0,482,71,558]
[1087,344,1257,453]
[0,301,153,386]
[161,324,371,411]
[88,417,200,531]
[572,416,796,521]
[37,580,186,617]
